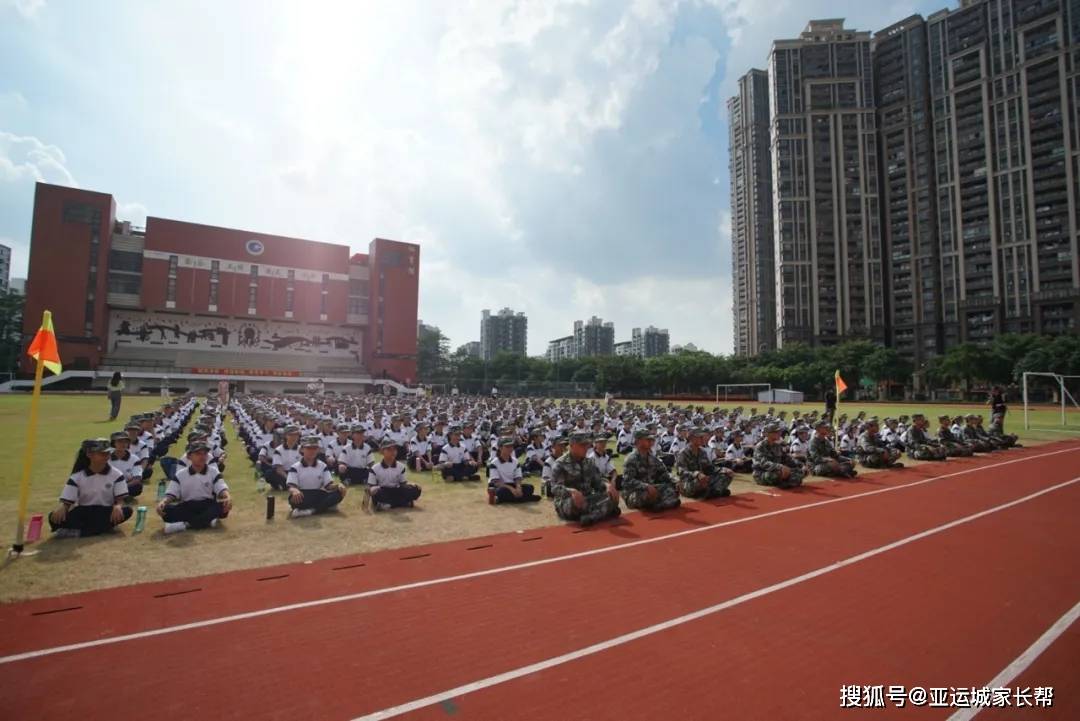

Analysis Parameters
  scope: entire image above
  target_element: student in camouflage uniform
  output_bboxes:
[856,418,904,469]
[987,413,1021,448]
[621,429,681,510]
[807,420,857,478]
[973,415,1009,450]
[936,415,975,456]
[674,428,733,499]
[549,431,620,526]
[961,414,996,452]
[901,414,949,461]
[752,423,806,488]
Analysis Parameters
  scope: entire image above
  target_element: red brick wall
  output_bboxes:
[21,183,115,372]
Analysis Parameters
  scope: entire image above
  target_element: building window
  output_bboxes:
[165,276,177,305]
[168,255,178,277]
[108,249,143,273]
[247,284,257,314]
[379,250,404,267]
[285,289,294,313]
[62,202,101,226]
[250,264,259,280]
[348,297,368,315]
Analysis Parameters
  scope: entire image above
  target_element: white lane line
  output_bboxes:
[1,445,1077,666]
[946,599,1080,721]
[352,476,1080,721]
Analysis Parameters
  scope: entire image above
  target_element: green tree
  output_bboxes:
[0,292,25,375]
[416,325,449,382]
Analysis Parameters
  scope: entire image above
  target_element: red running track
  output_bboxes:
[1,441,1079,720]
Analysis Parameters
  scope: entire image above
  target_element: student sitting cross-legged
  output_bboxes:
[366,439,422,511]
[437,428,481,481]
[336,426,373,486]
[487,437,541,504]
[49,438,133,538]
[158,441,232,534]
[287,436,347,518]
[109,430,146,500]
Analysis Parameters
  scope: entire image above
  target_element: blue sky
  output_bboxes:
[1,0,941,355]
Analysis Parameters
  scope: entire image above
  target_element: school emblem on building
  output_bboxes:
[245,239,265,256]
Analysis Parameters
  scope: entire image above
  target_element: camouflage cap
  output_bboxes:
[379,438,399,449]
[283,425,301,435]
[448,426,463,435]
[124,422,141,432]
[300,435,322,448]
[865,417,880,426]
[109,431,129,443]
[497,436,516,447]
[633,428,655,441]
[911,413,925,421]
[187,430,207,442]
[763,423,782,434]
[691,427,709,437]
[938,415,951,422]
[550,434,569,446]
[965,413,978,420]
[186,441,211,454]
[592,432,612,442]
[350,424,367,434]
[82,438,111,453]
[814,420,832,430]
[335,423,350,432]
[569,431,593,445]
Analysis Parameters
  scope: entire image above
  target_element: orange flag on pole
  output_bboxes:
[26,310,62,375]
[834,369,848,396]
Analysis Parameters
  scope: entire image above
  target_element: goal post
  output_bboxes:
[715,383,772,405]
[1021,372,1080,430]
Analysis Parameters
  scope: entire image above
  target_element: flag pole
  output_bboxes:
[12,354,45,555]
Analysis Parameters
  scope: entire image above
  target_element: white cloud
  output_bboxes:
[3,0,45,19]
[117,201,147,226]
[0,130,77,187]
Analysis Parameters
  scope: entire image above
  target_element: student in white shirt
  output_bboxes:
[49,439,132,538]
[158,442,232,534]
[521,429,546,476]
[839,427,857,459]
[337,426,373,486]
[287,436,347,518]
[407,423,434,472]
[109,431,146,499]
[269,427,302,490]
[367,439,422,511]
[789,427,810,462]
[722,431,753,473]
[487,437,540,504]
[587,433,620,489]
[540,435,568,496]
[437,428,481,481]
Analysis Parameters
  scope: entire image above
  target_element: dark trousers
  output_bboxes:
[494,484,540,504]
[442,462,478,481]
[339,466,370,486]
[162,499,225,529]
[370,484,421,507]
[127,481,144,498]
[108,393,122,420]
[50,505,132,536]
[289,488,344,513]
[521,459,543,475]
[265,468,289,490]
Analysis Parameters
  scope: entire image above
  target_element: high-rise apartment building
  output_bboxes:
[769,20,885,349]
[927,0,1080,342]
[479,308,528,360]
[631,326,670,358]
[729,69,777,356]
[874,15,944,365]
[573,316,615,357]
[0,243,10,294]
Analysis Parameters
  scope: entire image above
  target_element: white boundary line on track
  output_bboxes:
[1,445,1078,666]
[352,475,1080,721]
[946,599,1080,721]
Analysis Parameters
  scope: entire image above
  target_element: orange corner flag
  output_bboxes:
[834,369,848,396]
[27,310,63,376]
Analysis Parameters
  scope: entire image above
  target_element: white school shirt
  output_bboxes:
[460,435,480,454]
[109,450,143,482]
[951,422,964,437]
[523,443,545,463]
[725,443,747,460]
[839,434,856,452]
[61,466,128,506]
[409,438,431,456]
[668,437,688,455]
[287,460,333,490]
[789,438,808,455]
[487,458,523,487]
[166,465,228,502]
[272,444,301,468]
[429,431,447,447]
[587,449,616,477]
[368,461,408,488]
[541,453,560,482]
[617,428,635,447]
[438,443,470,465]
[337,441,372,468]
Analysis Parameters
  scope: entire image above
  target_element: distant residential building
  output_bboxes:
[728,68,776,357]
[613,341,633,357]
[0,244,10,294]
[480,307,527,360]
[9,278,25,295]
[631,326,670,358]
[546,335,576,362]
[573,316,615,357]
[417,320,441,338]
[672,343,700,353]
[456,341,480,359]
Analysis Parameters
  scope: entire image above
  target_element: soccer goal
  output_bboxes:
[1021,372,1080,431]
[715,383,772,405]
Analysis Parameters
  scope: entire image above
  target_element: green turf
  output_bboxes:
[0,394,1076,603]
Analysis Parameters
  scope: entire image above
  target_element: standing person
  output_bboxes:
[160,376,171,400]
[106,372,124,421]
[988,386,1007,426]
[49,439,133,538]
[823,387,837,424]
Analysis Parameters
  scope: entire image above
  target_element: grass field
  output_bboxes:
[0,394,1077,603]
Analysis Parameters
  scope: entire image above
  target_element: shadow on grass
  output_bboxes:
[18,531,122,565]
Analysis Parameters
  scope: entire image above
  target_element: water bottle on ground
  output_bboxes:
[156,479,167,501]
[134,506,147,533]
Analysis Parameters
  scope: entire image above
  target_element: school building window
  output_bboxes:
[168,255,178,277]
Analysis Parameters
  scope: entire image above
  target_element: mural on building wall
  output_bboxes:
[108,311,363,358]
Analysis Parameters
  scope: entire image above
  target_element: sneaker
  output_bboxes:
[164,521,188,535]
[891,462,905,469]
[52,528,81,539]
[209,518,220,528]
[290,508,316,519]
